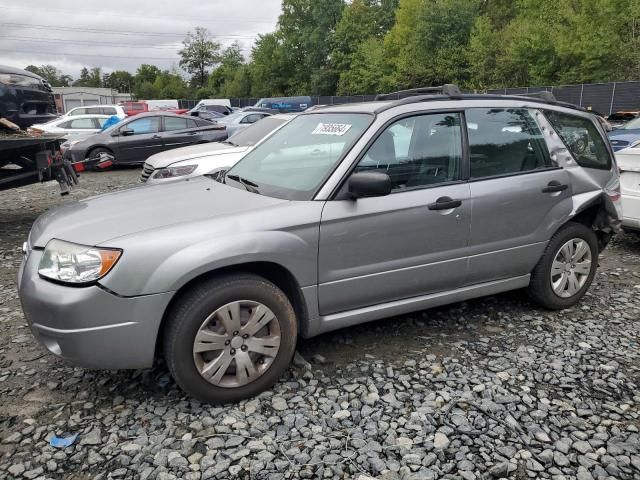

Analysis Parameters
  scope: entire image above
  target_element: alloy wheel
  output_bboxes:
[192,300,281,388]
[550,238,592,298]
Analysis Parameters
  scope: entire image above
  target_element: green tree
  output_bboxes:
[337,37,394,94]
[277,0,344,94]
[249,33,289,97]
[24,65,72,87]
[73,67,102,87]
[103,70,135,92]
[208,42,246,95]
[179,27,221,88]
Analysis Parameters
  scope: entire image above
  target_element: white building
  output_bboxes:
[52,87,132,113]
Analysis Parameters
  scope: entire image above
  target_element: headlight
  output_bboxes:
[152,164,198,179]
[38,239,122,285]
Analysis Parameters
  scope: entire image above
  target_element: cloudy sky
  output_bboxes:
[0,0,282,79]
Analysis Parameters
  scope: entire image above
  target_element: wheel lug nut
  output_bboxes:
[224,340,230,345]
[230,348,236,355]
[242,334,249,339]
[233,331,239,336]
[241,345,248,351]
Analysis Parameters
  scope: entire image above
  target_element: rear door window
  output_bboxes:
[466,108,552,179]
[163,117,190,131]
[544,111,612,170]
[86,107,102,114]
[68,118,97,129]
[102,107,117,115]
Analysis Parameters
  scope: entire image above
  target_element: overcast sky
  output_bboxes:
[0,0,282,79]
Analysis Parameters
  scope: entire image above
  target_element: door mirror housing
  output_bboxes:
[348,171,392,198]
[120,127,135,136]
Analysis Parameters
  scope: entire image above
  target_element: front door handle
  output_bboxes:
[428,196,462,210]
[542,180,568,193]
[151,134,162,139]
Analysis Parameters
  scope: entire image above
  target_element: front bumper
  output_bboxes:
[18,249,173,369]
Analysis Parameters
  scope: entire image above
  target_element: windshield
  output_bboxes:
[218,111,245,123]
[623,117,640,129]
[226,117,288,147]
[224,113,373,200]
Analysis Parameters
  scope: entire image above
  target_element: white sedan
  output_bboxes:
[616,144,640,232]
[141,114,294,184]
[28,114,111,137]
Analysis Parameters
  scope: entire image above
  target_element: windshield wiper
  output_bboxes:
[222,139,238,147]
[226,174,260,193]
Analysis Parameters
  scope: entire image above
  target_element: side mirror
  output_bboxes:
[120,128,135,136]
[348,171,392,198]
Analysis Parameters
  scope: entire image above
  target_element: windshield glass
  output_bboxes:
[218,111,245,123]
[623,117,640,129]
[227,117,288,147]
[225,113,373,200]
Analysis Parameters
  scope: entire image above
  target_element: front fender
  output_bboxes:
[98,209,322,297]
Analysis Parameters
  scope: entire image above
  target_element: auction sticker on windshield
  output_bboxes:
[312,123,352,136]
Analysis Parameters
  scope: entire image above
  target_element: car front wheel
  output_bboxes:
[528,222,598,309]
[163,274,297,404]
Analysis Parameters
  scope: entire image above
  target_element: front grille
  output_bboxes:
[140,163,154,182]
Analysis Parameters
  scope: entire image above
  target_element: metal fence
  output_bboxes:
[178,81,640,115]
[486,82,640,116]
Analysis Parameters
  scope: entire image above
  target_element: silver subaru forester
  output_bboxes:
[18,86,622,403]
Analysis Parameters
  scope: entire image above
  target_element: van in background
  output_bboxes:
[254,96,312,113]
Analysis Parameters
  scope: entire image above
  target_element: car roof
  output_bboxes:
[59,114,111,119]
[0,65,43,79]
[126,111,185,119]
[69,104,122,109]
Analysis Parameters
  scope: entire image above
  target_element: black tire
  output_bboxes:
[528,222,598,309]
[87,147,114,171]
[163,274,297,404]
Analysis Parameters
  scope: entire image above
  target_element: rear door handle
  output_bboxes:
[428,196,462,210]
[151,135,162,139]
[542,180,568,193]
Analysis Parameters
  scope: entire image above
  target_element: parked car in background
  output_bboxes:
[254,96,312,113]
[191,99,233,115]
[615,145,640,232]
[0,65,58,128]
[119,101,148,116]
[63,112,226,166]
[19,88,621,403]
[606,111,640,129]
[608,116,640,151]
[141,114,295,184]
[64,105,126,119]
[216,110,272,136]
[27,114,110,137]
[187,108,225,122]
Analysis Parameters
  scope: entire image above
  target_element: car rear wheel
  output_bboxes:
[528,222,598,309]
[163,274,297,404]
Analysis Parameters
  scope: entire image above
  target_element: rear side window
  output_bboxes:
[102,107,117,115]
[86,107,102,114]
[545,111,612,170]
[68,108,85,116]
[164,117,190,131]
[68,118,96,129]
[466,108,552,179]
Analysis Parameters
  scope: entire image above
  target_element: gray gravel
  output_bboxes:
[1,169,639,479]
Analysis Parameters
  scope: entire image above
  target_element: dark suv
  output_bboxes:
[0,65,58,128]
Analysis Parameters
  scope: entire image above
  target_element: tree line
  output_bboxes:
[26,0,640,100]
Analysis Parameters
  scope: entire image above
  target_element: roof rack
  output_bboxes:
[375,84,462,101]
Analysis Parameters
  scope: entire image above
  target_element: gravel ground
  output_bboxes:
[1,169,639,480]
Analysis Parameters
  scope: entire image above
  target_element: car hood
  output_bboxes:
[145,142,247,168]
[29,176,286,247]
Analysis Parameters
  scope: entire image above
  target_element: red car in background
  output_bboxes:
[119,101,189,116]
[119,101,147,116]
